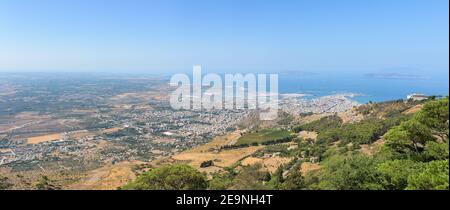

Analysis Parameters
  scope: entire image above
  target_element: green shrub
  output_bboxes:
[406,160,449,190]
[122,164,207,190]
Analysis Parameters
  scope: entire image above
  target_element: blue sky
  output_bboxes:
[0,0,448,74]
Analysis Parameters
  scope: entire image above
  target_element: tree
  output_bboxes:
[316,128,340,144]
[35,176,60,190]
[0,175,13,190]
[406,160,449,190]
[280,169,305,190]
[316,154,383,190]
[339,121,383,145]
[266,165,285,189]
[384,119,435,159]
[229,164,270,190]
[414,97,449,140]
[377,159,424,190]
[122,164,207,190]
[208,172,233,190]
[293,115,342,133]
[200,160,214,168]
[379,98,449,190]
[424,141,449,161]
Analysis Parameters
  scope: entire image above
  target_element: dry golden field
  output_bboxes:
[300,162,321,174]
[298,131,318,141]
[27,133,63,144]
[241,156,292,173]
[171,130,263,173]
[65,161,141,190]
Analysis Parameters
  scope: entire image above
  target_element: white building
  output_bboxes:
[407,93,428,101]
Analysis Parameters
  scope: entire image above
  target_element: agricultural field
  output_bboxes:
[236,129,292,146]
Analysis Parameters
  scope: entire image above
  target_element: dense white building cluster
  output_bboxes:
[280,94,359,115]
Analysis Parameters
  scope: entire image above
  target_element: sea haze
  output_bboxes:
[1,71,448,104]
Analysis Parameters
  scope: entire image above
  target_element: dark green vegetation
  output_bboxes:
[121,164,208,190]
[293,107,412,161]
[124,98,449,190]
[35,175,61,190]
[0,175,13,190]
[305,97,449,190]
[235,129,292,146]
[293,115,343,133]
[200,160,214,168]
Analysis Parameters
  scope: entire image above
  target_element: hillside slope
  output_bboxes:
[123,98,448,190]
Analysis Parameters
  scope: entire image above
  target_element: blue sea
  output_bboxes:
[167,70,449,104]
[277,71,449,103]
